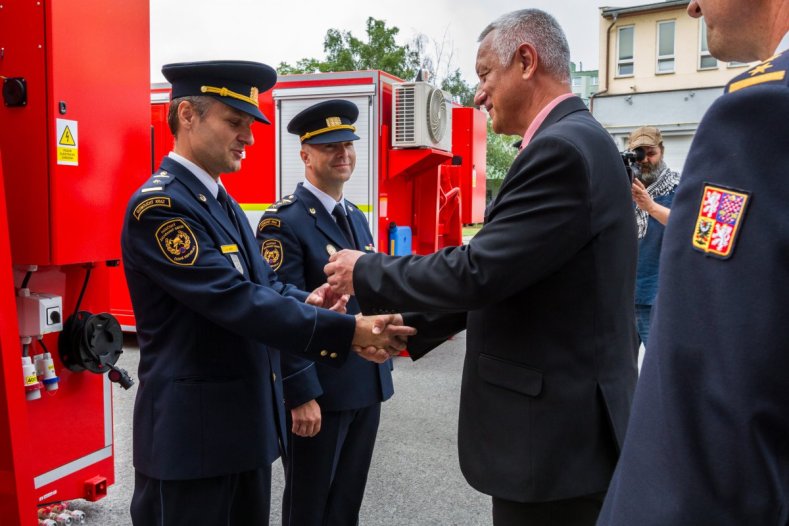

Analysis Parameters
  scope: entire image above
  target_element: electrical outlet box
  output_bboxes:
[17,291,63,337]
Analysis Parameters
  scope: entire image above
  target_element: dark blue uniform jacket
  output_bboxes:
[599,51,789,525]
[256,183,393,411]
[121,157,356,481]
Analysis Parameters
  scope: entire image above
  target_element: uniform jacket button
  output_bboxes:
[320,350,328,357]
[330,352,338,359]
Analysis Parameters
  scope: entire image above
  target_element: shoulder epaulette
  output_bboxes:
[139,169,175,194]
[264,193,297,214]
[726,50,788,93]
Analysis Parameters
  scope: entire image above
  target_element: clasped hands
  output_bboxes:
[306,252,415,363]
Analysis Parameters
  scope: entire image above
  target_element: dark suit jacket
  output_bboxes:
[121,157,356,480]
[354,97,638,502]
[256,183,393,411]
[598,51,789,525]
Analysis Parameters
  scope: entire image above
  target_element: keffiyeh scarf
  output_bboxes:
[636,162,680,239]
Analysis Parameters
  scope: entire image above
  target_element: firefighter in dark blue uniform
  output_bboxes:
[121,62,412,526]
[598,1,789,522]
[256,100,393,526]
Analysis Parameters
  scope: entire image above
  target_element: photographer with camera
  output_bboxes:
[627,126,680,346]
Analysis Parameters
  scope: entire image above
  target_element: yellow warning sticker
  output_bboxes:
[59,126,76,146]
[56,119,78,166]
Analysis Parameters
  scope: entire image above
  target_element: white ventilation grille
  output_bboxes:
[392,82,452,151]
[394,84,416,143]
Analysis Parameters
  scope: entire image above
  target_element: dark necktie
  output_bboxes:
[216,185,240,233]
[332,203,356,248]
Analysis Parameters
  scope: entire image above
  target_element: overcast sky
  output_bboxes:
[151,0,653,85]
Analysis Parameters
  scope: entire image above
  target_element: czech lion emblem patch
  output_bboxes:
[261,239,283,270]
[156,218,198,265]
[692,184,750,259]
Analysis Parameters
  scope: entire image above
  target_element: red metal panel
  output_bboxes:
[0,152,38,525]
[438,165,462,248]
[452,107,487,224]
[0,0,50,265]
[151,102,171,173]
[19,267,110,478]
[222,89,277,205]
[46,0,150,264]
[387,149,452,255]
[1,0,149,514]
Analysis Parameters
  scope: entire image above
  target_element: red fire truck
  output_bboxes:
[0,0,148,523]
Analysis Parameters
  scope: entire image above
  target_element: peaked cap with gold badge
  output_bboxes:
[287,99,360,144]
[162,60,276,124]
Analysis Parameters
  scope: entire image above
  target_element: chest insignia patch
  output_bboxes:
[156,218,198,266]
[692,184,750,259]
[261,239,283,271]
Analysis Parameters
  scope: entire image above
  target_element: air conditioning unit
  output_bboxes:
[392,82,453,151]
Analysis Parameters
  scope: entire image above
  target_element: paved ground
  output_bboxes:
[72,332,492,525]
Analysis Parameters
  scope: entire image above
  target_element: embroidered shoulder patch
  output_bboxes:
[258,217,281,232]
[134,197,172,220]
[260,239,283,271]
[156,218,198,266]
[692,184,750,259]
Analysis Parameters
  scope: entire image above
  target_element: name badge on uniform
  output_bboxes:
[692,183,750,259]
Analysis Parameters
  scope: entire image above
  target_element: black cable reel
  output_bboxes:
[59,311,134,389]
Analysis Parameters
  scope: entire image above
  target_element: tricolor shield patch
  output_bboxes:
[692,184,750,259]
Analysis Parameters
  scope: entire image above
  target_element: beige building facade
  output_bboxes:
[591,0,754,171]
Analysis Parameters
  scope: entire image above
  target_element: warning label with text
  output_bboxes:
[56,119,79,166]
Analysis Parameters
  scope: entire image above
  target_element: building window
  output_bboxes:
[657,20,675,73]
[572,77,582,87]
[591,76,599,86]
[728,61,750,68]
[699,19,718,69]
[617,26,634,77]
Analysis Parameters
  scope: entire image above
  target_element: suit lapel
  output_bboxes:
[530,96,588,142]
[164,158,246,249]
[347,205,372,250]
[295,185,353,250]
[226,196,266,281]
[491,97,589,213]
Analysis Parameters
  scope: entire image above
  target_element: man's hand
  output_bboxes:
[632,179,655,212]
[306,283,350,313]
[632,179,671,225]
[290,399,321,438]
[352,314,416,363]
[324,249,365,295]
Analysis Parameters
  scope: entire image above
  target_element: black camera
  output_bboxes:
[621,147,646,182]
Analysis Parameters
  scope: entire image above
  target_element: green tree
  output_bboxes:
[440,69,476,107]
[279,18,421,80]
[485,119,520,197]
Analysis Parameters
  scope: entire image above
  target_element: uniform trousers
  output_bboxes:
[282,403,381,526]
[492,491,606,526]
[130,466,271,526]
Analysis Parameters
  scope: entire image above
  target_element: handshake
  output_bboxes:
[306,279,415,364]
